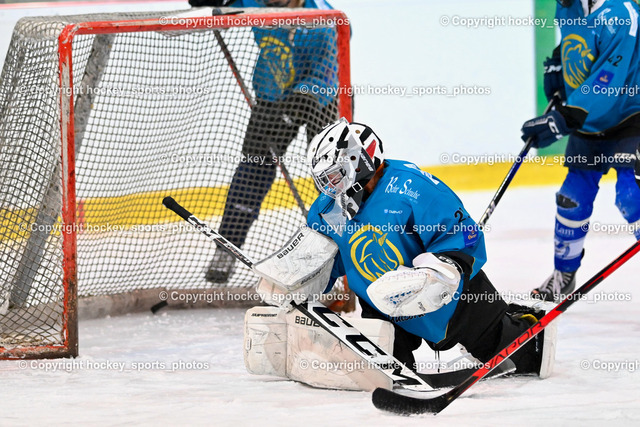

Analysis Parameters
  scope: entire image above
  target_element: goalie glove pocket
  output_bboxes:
[366,253,462,318]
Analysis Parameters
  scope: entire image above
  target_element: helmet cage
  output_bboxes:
[312,139,375,201]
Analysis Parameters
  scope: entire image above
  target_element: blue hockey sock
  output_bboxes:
[553,169,601,272]
[615,167,640,240]
[554,214,588,272]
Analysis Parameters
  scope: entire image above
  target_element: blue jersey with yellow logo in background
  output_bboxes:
[557,0,640,134]
[307,160,486,344]
[227,0,338,107]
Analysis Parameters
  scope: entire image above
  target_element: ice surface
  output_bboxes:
[1,183,638,426]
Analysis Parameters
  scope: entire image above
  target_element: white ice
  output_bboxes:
[1,182,639,426]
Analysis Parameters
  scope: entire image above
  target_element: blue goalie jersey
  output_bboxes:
[307,160,487,343]
[557,0,640,134]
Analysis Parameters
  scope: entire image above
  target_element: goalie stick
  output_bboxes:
[478,93,559,227]
[372,238,640,415]
[162,197,516,390]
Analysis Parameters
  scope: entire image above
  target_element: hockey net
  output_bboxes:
[0,7,351,359]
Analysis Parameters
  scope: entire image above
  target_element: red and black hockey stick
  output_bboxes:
[372,238,640,415]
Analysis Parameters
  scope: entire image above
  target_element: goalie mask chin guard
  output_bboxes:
[308,118,385,225]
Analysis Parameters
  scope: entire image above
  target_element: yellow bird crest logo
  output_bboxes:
[259,36,296,90]
[349,225,404,283]
[562,34,595,89]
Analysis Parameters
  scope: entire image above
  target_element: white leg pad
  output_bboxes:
[539,318,557,379]
[244,306,288,377]
[243,306,395,391]
[285,310,394,391]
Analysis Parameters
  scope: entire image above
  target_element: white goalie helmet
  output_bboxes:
[308,118,385,221]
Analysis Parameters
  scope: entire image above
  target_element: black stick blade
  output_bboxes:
[372,387,450,415]
[150,300,168,314]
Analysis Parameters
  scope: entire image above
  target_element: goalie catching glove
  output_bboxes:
[367,253,462,318]
[253,226,338,308]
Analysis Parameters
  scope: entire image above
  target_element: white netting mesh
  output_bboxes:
[0,8,347,357]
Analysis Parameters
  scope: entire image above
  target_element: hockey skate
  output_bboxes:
[205,249,236,283]
[531,269,576,302]
[507,301,557,378]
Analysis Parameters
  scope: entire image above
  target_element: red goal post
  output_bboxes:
[0,7,352,359]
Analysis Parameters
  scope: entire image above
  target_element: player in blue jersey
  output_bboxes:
[304,118,555,376]
[521,0,640,301]
[189,0,340,282]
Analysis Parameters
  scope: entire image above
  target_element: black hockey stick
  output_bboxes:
[163,196,253,266]
[212,10,309,217]
[372,238,640,415]
[478,93,560,227]
[162,196,433,390]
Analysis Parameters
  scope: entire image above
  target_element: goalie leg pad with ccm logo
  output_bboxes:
[244,306,395,391]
